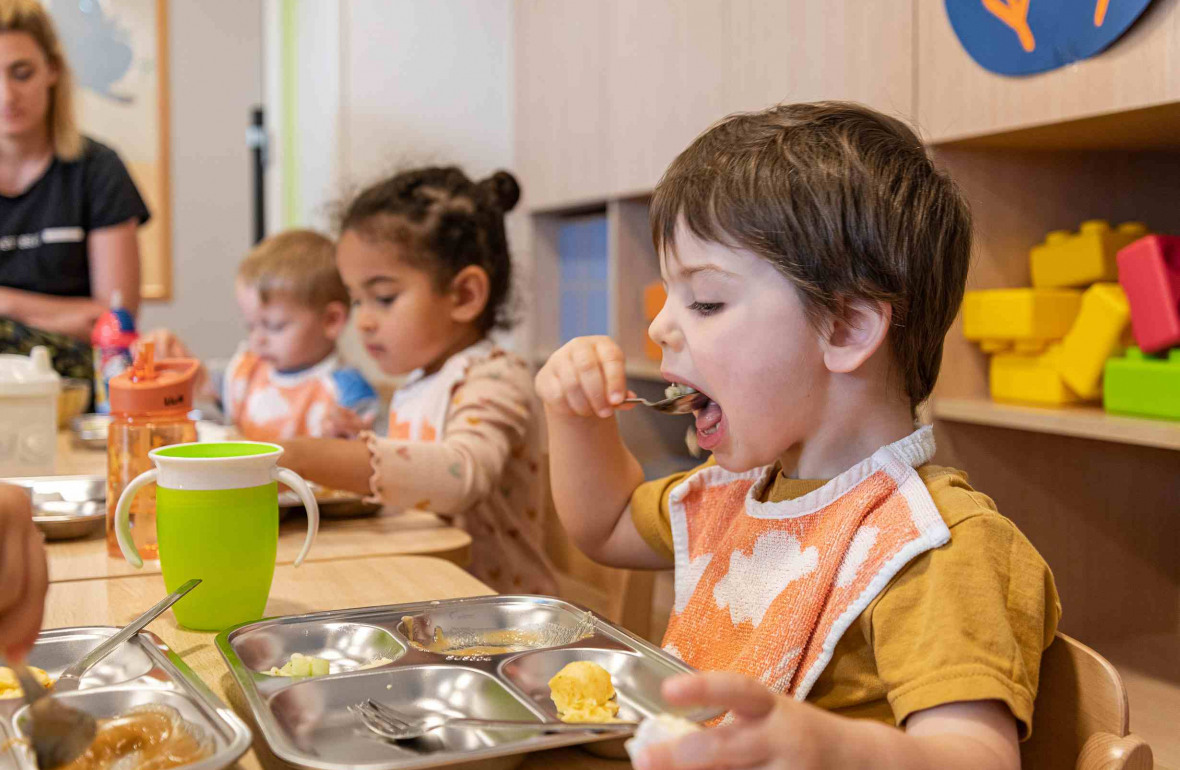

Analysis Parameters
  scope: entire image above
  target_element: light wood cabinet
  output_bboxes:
[516,0,915,211]
[514,0,612,211]
[917,0,1180,144]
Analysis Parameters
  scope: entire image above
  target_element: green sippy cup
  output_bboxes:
[115,441,319,631]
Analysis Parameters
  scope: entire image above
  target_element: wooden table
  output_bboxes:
[46,510,471,583]
[41,555,627,769]
[53,431,105,476]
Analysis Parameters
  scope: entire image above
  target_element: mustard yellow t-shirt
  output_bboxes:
[630,462,1061,738]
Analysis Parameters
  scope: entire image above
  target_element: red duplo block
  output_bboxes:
[1117,235,1180,354]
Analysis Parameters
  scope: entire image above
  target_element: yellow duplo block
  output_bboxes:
[1056,283,1130,399]
[1012,340,1049,355]
[1030,220,1148,288]
[990,346,1085,405]
[979,339,1011,354]
[962,288,1082,348]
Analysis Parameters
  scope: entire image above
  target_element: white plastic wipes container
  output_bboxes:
[0,346,60,475]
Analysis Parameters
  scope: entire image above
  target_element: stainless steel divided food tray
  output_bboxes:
[217,595,714,770]
[0,626,251,770]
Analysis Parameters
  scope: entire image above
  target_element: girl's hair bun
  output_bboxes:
[480,170,520,212]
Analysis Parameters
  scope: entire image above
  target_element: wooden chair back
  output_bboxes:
[1021,633,1152,770]
[539,456,655,639]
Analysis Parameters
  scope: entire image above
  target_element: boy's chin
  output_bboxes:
[710,448,760,474]
[710,442,783,474]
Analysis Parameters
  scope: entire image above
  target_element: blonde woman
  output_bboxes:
[0,0,148,377]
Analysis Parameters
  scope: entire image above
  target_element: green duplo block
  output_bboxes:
[1103,347,1180,420]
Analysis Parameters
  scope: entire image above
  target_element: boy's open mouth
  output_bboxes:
[694,395,723,437]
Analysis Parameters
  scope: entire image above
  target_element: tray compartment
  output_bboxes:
[268,666,543,766]
[25,629,155,691]
[232,621,406,676]
[398,598,594,656]
[13,689,226,758]
[500,647,682,722]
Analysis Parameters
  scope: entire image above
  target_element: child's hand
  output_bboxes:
[0,484,47,661]
[140,328,195,359]
[319,404,376,438]
[535,336,634,418]
[140,329,213,399]
[635,672,831,770]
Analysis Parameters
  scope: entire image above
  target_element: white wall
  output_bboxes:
[341,0,514,191]
[138,0,264,360]
[275,0,517,376]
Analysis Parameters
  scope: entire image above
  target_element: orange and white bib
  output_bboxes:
[386,339,494,441]
[224,347,376,442]
[661,427,948,701]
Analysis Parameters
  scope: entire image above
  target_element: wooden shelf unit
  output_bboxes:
[932,398,1180,452]
[930,109,1180,766]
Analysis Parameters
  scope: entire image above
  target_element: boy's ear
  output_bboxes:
[820,299,892,374]
[448,265,491,325]
[320,301,350,341]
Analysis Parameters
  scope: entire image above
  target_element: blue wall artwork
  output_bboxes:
[945,0,1156,76]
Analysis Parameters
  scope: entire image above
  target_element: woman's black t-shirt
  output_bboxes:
[0,137,150,298]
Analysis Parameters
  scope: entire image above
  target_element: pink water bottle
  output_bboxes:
[91,290,138,414]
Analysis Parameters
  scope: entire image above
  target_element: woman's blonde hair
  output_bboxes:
[0,0,82,160]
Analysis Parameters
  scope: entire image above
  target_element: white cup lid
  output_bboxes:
[0,347,61,396]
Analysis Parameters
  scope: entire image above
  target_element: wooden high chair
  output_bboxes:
[1022,633,1153,770]
[539,456,656,640]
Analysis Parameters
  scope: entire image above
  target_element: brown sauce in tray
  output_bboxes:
[60,705,212,770]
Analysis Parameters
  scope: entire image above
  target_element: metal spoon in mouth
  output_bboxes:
[623,385,709,415]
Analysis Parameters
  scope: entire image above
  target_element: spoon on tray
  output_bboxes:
[622,385,709,415]
[54,579,201,692]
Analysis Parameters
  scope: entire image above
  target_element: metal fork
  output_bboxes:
[5,661,96,769]
[351,699,635,741]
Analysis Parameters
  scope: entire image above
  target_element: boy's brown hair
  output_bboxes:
[650,101,972,409]
[237,230,348,309]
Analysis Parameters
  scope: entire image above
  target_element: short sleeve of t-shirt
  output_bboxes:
[84,141,151,230]
[0,137,150,298]
[629,459,715,562]
[866,467,1061,736]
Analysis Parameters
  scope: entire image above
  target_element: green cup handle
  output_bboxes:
[275,467,318,566]
[115,469,158,569]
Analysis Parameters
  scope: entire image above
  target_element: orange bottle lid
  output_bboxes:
[109,341,200,416]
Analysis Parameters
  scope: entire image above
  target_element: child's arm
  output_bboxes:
[637,672,1019,770]
[284,353,535,515]
[536,337,672,570]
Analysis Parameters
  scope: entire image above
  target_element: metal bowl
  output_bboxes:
[57,379,92,429]
[32,499,106,540]
[70,413,112,450]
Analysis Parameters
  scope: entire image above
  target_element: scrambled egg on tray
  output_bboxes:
[0,666,53,699]
[548,661,620,723]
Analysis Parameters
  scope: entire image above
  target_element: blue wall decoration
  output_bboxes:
[945,0,1155,76]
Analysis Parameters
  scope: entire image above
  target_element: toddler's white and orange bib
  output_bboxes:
[224,348,376,441]
[661,427,948,701]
